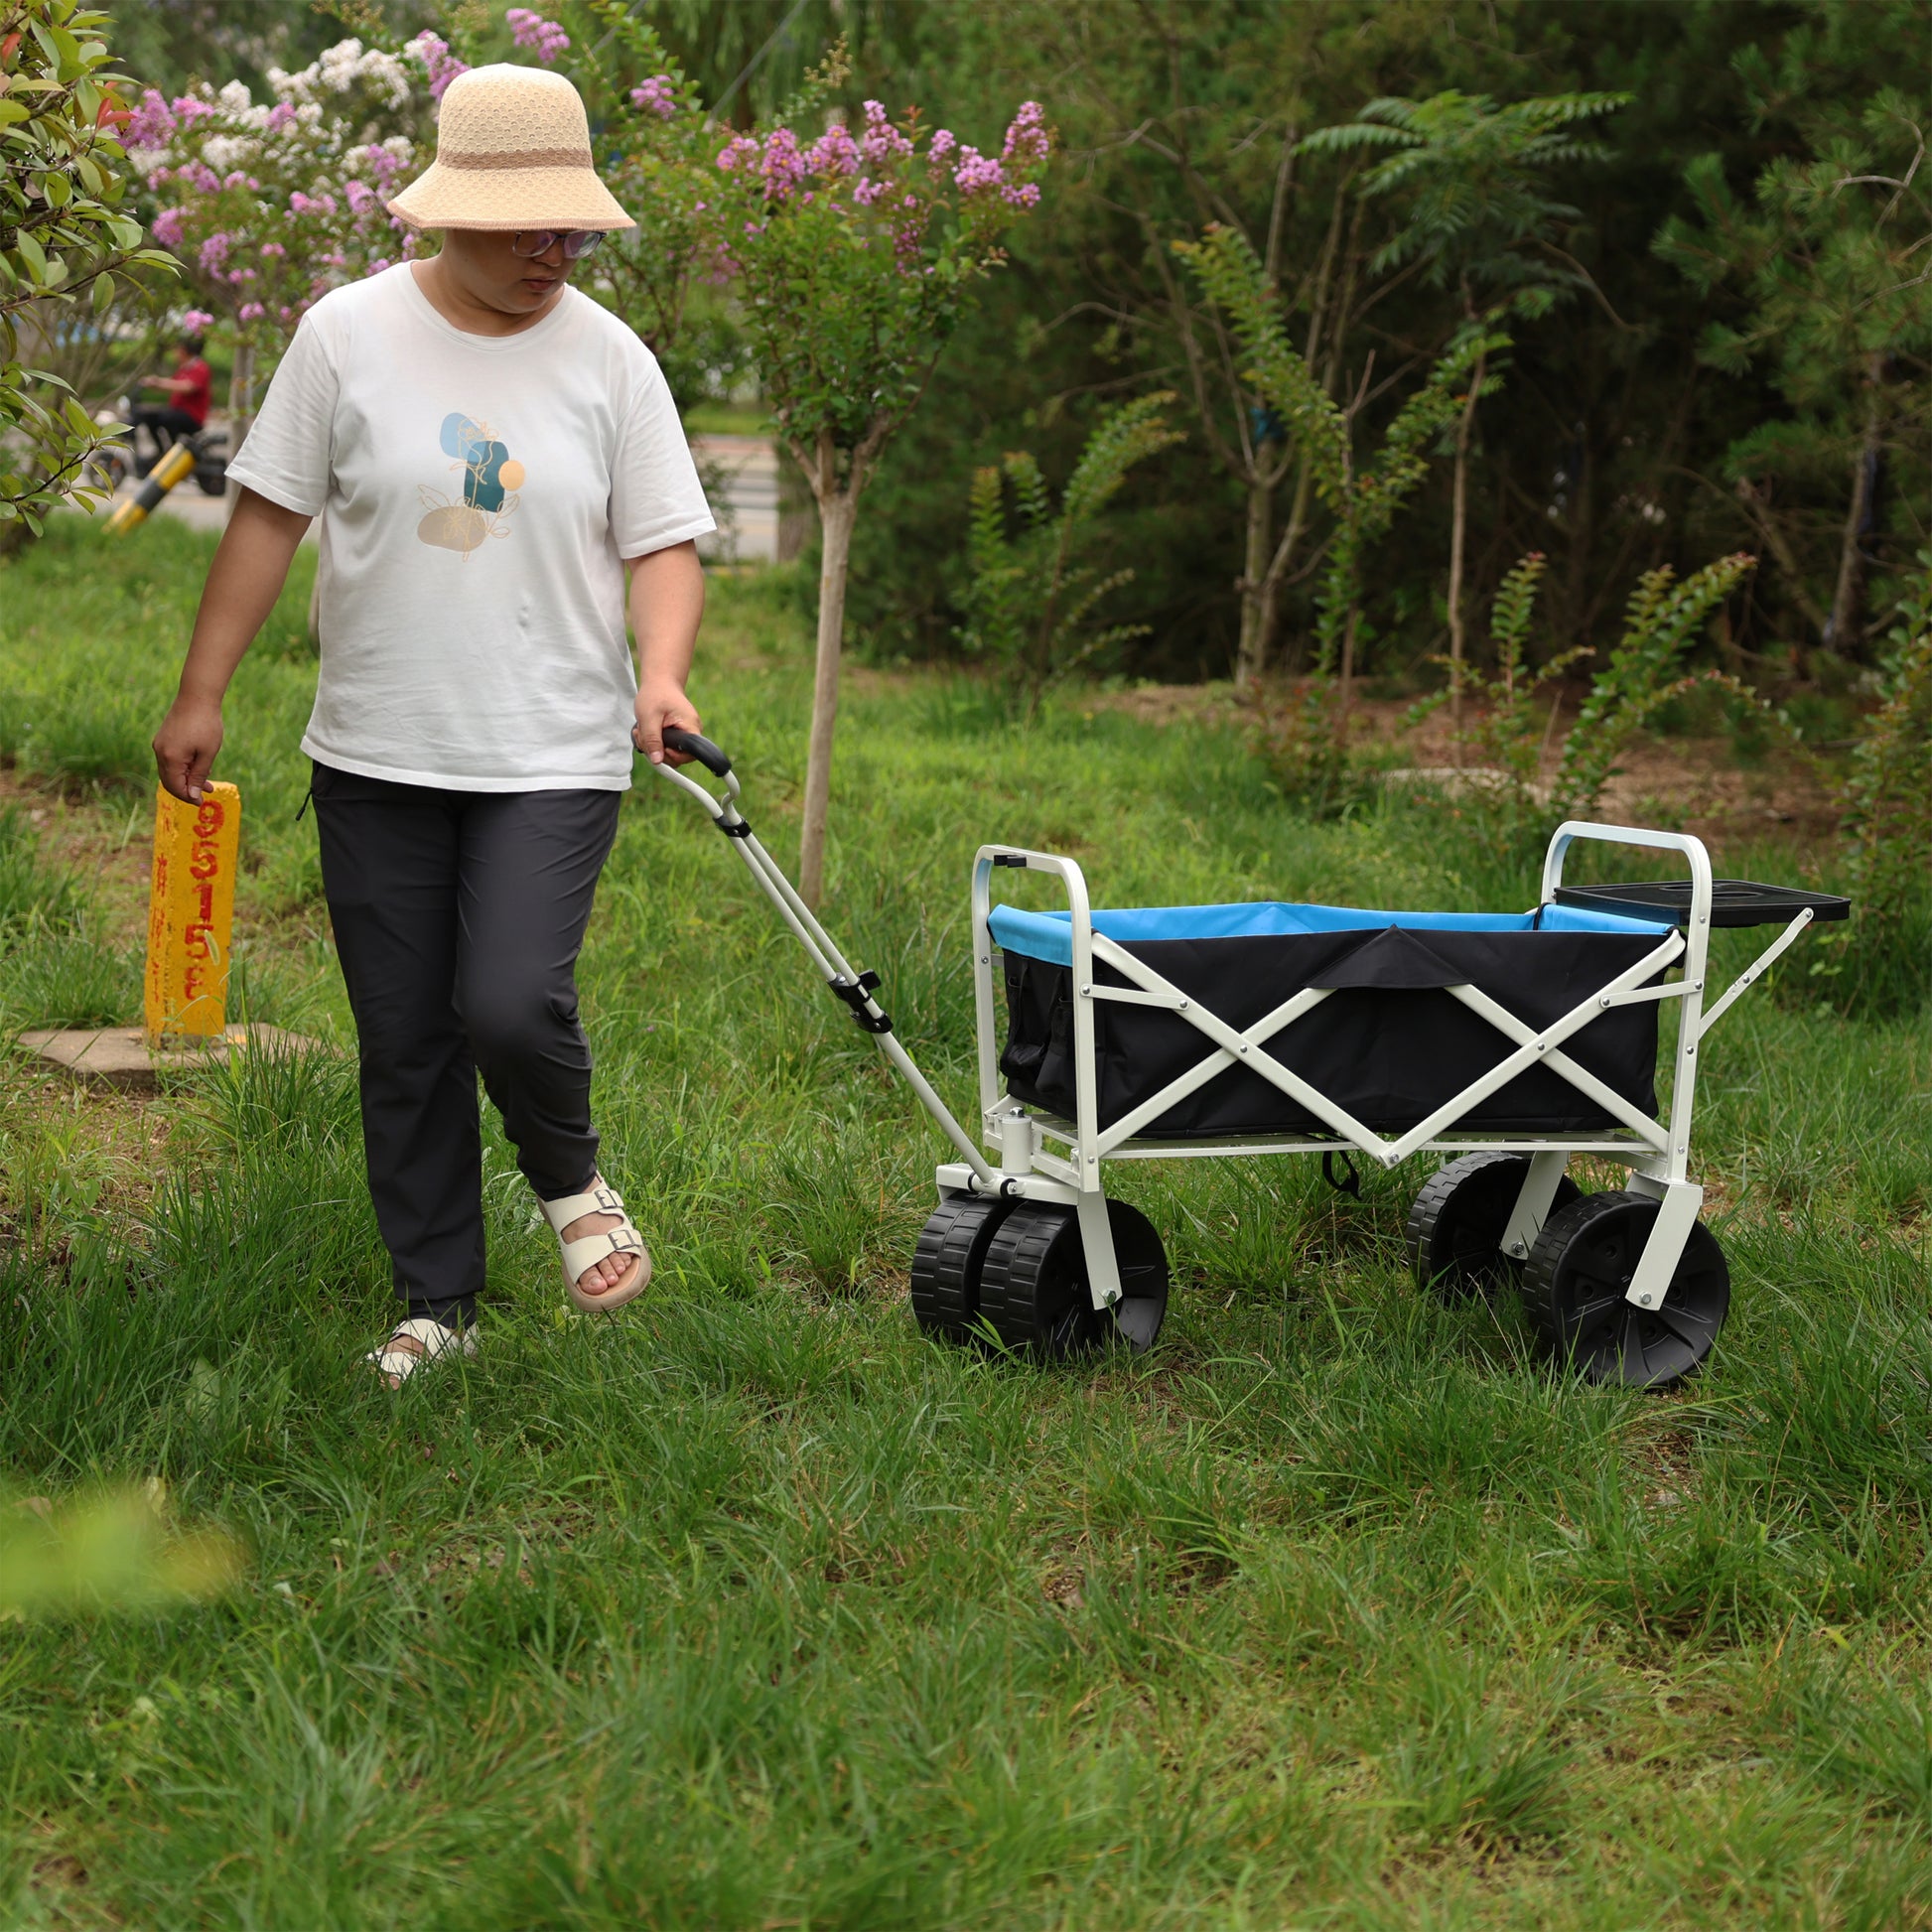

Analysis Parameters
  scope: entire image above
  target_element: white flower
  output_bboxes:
[203,135,257,172]
[218,79,253,113]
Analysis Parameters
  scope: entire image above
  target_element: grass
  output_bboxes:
[2,516,1930,1928]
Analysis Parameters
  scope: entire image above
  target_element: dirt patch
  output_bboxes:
[1087,680,1841,847]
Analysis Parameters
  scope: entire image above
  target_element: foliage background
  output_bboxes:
[99,0,1926,687]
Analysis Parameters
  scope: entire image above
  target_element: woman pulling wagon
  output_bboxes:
[151,66,715,1383]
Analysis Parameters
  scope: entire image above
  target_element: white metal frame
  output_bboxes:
[657,753,1810,1327]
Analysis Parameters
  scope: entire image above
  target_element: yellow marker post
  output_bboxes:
[144,782,240,1045]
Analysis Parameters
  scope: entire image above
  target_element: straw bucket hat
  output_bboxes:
[387,65,634,232]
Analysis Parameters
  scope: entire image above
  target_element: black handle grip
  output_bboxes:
[659,728,731,776]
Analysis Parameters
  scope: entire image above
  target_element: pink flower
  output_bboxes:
[505,9,569,63]
[716,135,759,173]
[222,171,249,190]
[952,147,1006,196]
[759,127,807,201]
[172,95,215,125]
[182,309,215,332]
[1001,181,1041,207]
[260,240,287,257]
[630,75,676,119]
[407,30,468,101]
[367,258,391,275]
[265,101,297,134]
[806,123,860,178]
[237,301,265,322]
[345,180,377,215]
[184,162,220,195]
[927,128,957,165]
[1002,100,1049,164]
[198,232,231,273]
[860,99,912,165]
[852,177,887,207]
[125,88,177,147]
[150,207,186,247]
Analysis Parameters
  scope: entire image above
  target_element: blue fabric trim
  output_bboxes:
[988,898,1673,968]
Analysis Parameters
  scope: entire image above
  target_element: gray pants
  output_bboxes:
[311,760,621,1326]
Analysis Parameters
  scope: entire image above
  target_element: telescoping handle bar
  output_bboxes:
[651,730,996,1185]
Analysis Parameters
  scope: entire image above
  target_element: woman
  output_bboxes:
[151,65,714,1384]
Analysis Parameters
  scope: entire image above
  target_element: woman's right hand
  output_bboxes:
[153,693,224,803]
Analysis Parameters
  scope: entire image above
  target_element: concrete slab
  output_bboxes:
[19,1025,328,1093]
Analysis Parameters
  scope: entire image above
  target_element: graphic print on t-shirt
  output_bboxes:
[416,410,527,557]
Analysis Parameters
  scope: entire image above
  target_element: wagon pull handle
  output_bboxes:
[646,729,997,1187]
[660,727,732,777]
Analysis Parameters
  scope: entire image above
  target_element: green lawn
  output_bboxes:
[2,518,1930,1929]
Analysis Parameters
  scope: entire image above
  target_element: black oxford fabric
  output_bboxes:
[1000,926,1663,1138]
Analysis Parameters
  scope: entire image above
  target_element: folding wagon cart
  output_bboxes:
[656,731,1849,1389]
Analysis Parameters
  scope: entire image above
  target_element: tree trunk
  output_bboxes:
[1335,607,1358,748]
[1824,357,1885,657]
[1269,459,1314,674]
[798,487,857,910]
[1235,470,1273,686]
[1446,351,1484,763]
[223,343,256,514]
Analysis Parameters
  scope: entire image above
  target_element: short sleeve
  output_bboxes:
[224,315,337,517]
[609,349,715,559]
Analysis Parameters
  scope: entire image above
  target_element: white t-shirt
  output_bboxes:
[227,264,714,791]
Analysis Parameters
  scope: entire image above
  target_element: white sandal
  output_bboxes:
[539,1175,652,1314]
[366,1316,477,1388]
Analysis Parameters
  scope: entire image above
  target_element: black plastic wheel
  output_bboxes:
[1521,1190,1729,1389]
[978,1199,1170,1357]
[1406,1152,1582,1302]
[907,1195,1013,1341]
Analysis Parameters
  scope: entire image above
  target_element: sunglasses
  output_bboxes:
[509,230,604,261]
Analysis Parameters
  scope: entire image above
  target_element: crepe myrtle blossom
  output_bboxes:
[182,310,216,333]
[505,10,570,64]
[127,41,429,356]
[709,100,1051,253]
[629,74,676,118]
[405,30,469,103]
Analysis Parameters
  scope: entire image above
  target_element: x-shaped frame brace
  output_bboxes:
[1081,926,1690,1167]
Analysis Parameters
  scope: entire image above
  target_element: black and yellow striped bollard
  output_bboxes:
[105,442,198,535]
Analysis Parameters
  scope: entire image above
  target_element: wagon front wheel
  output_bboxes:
[907,1195,1013,1343]
[1520,1191,1729,1389]
[979,1200,1170,1357]
[1406,1152,1581,1303]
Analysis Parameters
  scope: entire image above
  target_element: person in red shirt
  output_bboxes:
[132,333,212,470]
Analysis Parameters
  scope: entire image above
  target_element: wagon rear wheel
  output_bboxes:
[1521,1191,1729,1389]
[1406,1152,1581,1303]
[979,1200,1169,1358]
[907,1195,1013,1342]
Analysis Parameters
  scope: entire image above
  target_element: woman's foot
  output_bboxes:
[558,1201,635,1298]
[366,1316,477,1389]
[539,1177,652,1314]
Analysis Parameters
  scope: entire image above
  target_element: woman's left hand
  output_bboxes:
[632,682,702,764]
